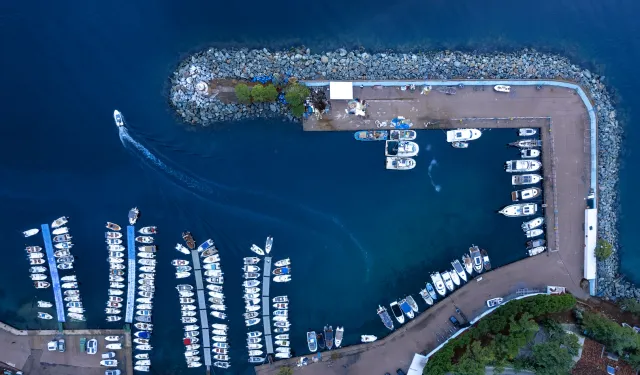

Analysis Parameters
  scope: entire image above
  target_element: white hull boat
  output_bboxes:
[522,217,544,230]
[264,236,273,254]
[525,229,544,238]
[452,260,467,282]
[449,269,460,286]
[519,128,537,136]
[441,271,455,292]
[499,203,538,217]
[23,228,39,237]
[505,160,542,173]
[274,258,290,267]
[511,187,542,201]
[385,156,416,170]
[385,140,420,157]
[512,174,542,185]
[494,85,511,93]
[528,246,546,256]
[250,244,265,256]
[430,273,446,296]
[521,149,540,158]
[446,128,482,142]
[361,335,377,343]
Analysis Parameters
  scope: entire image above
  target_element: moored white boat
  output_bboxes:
[519,128,537,136]
[512,174,542,185]
[51,216,68,228]
[469,245,484,273]
[273,275,291,283]
[23,228,39,237]
[430,273,446,296]
[385,140,420,157]
[250,244,265,256]
[197,239,214,252]
[452,259,467,282]
[389,301,404,324]
[135,236,153,244]
[505,160,542,173]
[385,156,416,170]
[499,203,538,217]
[522,217,544,231]
[138,226,157,234]
[175,243,190,255]
[441,271,455,292]
[419,289,434,305]
[361,335,377,343]
[274,258,290,267]
[52,227,69,235]
[449,269,460,286]
[128,207,139,225]
[446,129,482,142]
[511,187,542,201]
[525,229,544,238]
[264,236,273,254]
[521,149,540,158]
[528,246,546,256]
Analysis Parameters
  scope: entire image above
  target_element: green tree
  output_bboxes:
[277,366,293,375]
[621,298,640,315]
[529,333,579,375]
[285,83,310,107]
[595,238,613,260]
[250,84,267,102]
[235,83,251,104]
[581,312,640,355]
[263,84,279,102]
[291,104,305,118]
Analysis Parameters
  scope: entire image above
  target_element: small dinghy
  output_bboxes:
[518,128,537,136]
[244,257,260,265]
[274,275,291,283]
[52,227,69,235]
[38,312,53,320]
[361,335,377,342]
[525,229,544,238]
[23,228,40,237]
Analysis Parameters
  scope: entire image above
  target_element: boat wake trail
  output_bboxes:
[117,127,371,275]
[427,159,442,192]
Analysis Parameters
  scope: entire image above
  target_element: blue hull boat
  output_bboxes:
[426,283,438,300]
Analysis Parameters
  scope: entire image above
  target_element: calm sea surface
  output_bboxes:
[2,0,640,373]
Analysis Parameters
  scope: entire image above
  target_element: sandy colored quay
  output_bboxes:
[0,322,133,375]
[256,84,592,374]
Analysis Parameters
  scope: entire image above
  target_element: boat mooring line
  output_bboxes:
[41,224,65,323]
[125,226,136,323]
[262,257,274,355]
[190,250,212,367]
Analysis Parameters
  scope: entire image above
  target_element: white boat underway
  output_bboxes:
[114,110,124,127]
[23,228,39,237]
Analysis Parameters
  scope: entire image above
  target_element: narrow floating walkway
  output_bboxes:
[40,224,65,323]
[125,226,136,323]
[262,257,273,355]
[190,250,212,368]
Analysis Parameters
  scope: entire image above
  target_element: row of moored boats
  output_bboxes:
[355,127,420,171]
[306,326,346,353]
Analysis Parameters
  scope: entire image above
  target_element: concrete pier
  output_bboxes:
[190,250,212,368]
[125,226,135,323]
[262,257,273,355]
[40,224,65,323]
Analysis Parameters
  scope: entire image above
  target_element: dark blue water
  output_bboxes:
[3,0,640,373]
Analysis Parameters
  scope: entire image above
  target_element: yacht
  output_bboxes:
[113,110,124,127]
[197,239,214,252]
[525,229,544,238]
[390,129,417,141]
[181,231,196,249]
[469,246,484,273]
[51,216,69,228]
[273,275,291,283]
[138,226,157,235]
[53,234,72,242]
[385,140,420,157]
[274,258,290,267]
[30,266,46,273]
[385,156,416,170]
[451,141,469,149]
[494,85,511,93]
[519,128,536,136]
[265,236,273,254]
[244,257,261,265]
[521,149,541,158]
[106,222,121,231]
[419,289,434,306]
[324,326,334,350]
[23,228,39,237]
[249,244,265,256]
[505,160,542,172]
[136,236,154,244]
[38,312,53,320]
[512,174,542,185]
[511,187,542,201]
[273,296,288,303]
[528,246,546,256]
[499,203,538,217]
[452,260,467,282]
[426,283,438,300]
[128,207,139,225]
[430,273,446,296]
[354,130,388,141]
[480,249,491,271]
[446,129,482,142]
[175,244,190,255]
[509,139,542,148]
[522,217,544,231]
[389,301,405,324]
[449,268,461,286]
[527,239,546,249]
[52,227,69,235]
[105,232,122,239]
[243,272,259,279]
[441,271,455,292]
[361,335,377,343]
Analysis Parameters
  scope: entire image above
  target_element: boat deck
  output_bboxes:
[190,250,212,368]
[40,224,65,323]
[124,226,136,323]
[262,257,273,355]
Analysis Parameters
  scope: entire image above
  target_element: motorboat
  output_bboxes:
[100,359,118,367]
[505,160,542,173]
[138,253,154,259]
[244,257,261,265]
[23,228,39,237]
[179,291,195,297]
[247,343,263,350]
[175,265,192,273]
[68,312,85,321]
[250,244,265,256]
[51,216,68,228]
[274,327,289,333]
[139,245,157,253]
[188,362,203,368]
[512,174,542,185]
[354,130,388,141]
[470,246,484,273]
[452,260,467,282]
[520,128,538,136]
[243,312,259,319]
[133,338,149,345]
[38,300,53,308]
[108,257,124,264]
[180,297,195,304]
[451,141,469,149]
[245,318,261,326]
[385,140,420,157]
[61,282,77,289]
[30,266,46,273]
[527,239,546,249]
[30,259,45,265]
[449,269,461,286]
[68,307,85,313]
[54,242,73,249]
[273,316,288,322]
[203,255,220,264]
[135,323,153,330]
[52,227,69,235]
[249,357,265,364]
[526,229,544,238]
[509,139,542,148]
[185,344,200,351]
[430,273,446,296]
[272,267,290,276]
[136,236,154,244]
[106,238,123,245]
[245,298,260,305]
[106,316,121,322]
[67,301,83,308]
[389,301,405,324]
[26,246,42,252]
[171,259,189,266]
[176,284,193,292]
[135,345,152,351]
[181,231,196,249]
[206,284,223,292]
[110,282,125,288]
[273,296,288,303]
[38,312,53,320]
[273,275,291,283]
[243,272,259,279]
[105,231,122,239]
[110,270,124,276]
[212,335,227,342]
[106,222,121,231]
[214,361,230,369]
[361,335,377,343]
[419,289,434,306]
[494,85,511,93]
[139,291,153,298]
[522,217,544,231]
[441,271,455,292]
[528,246,546,256]
[197,239,214,252]
[208,276,224,284]
[263,236,274,254]
[275,334,289,340]
[247,331,261,338]
[211,311,227,320]
[406,295,419,313]
[521,149,541,158]
[174,243,191,256]
[273,309,288,316]
[446,128,482,142]
[390,129,417,141]
[204,265,221,274]
[108,244,125,251]
[511,187,542,201]
[28,252,44,259]
[275,353,291,359]
[246,338,261,345]
[274,340,289,347]
[64,290,80,296]
[209,292,224,300]
[243,280,259,288]
[139,226,157,235]
[499,203,538,217]
[486,297,504,308]
[274,258,290,267]
[399,299,414,319]
[139,266,155,273]
[31,274,47,281]
[134,331,151,339]
[480,249,491,271]
[184,324,199,331]
[385,156,416,170]
[426,283,438,300]
[138,259,156,266]
[128,207,139,225]
[106,343,122,350]
[245,305,259,312]
[105,308,121,314]
[136,316,152,323]
[273,303,288,309]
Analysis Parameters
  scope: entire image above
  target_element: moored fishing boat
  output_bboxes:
[512,174,542,185]
[469,245,483,273]
[505,160,542,173]
[480,249,491,270]
[23,228,39,237]
[106,222,121,231]
[390,129,417,141]
[511,187,542,201]
[128,207,139,225]
[385,156,416,170]
[51,216,68,228]
[452,259,467,282]
[324,326,334,350]
[138,226,157,234]
[499,203,538,217]
[441,271,454,292]
[354,130,388,141]
[430,273,446,296]
[389,301,404,324]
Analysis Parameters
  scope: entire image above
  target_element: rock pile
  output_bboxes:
[169,48,622,298]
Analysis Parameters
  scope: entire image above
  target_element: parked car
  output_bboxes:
[47,341,57,351]
[449,316,461,328]
[105,370,121,375]
[57,338,66,352]
[101,352,116,359]
[396,369,407,375]
[87,339,98,355]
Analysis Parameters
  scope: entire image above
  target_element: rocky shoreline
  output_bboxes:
[169,47,625,299]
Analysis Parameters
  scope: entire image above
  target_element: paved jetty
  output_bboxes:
[40,224,65,323]
[190,250,212,368]
[125,226,135,323]
[262,257,273,355]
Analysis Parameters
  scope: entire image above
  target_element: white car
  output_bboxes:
[47,341,57,351]
[87,339,98,355]
[486,297,504,308]
[100,359,118,367]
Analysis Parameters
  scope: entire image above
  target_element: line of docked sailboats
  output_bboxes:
[354,126,420,171]
[244,237,269,364]
[499,131,547,257]
[377,245,491,330]
[267,238,293,360]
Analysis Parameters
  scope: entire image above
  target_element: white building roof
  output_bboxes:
[407,353,428,375]
[584,208,598,280]
[329,81,353,100]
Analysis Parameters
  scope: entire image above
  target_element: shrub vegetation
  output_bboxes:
[595,238,613,260]
[234,83,251,104]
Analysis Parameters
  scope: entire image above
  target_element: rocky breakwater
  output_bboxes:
[169,48,623,296]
